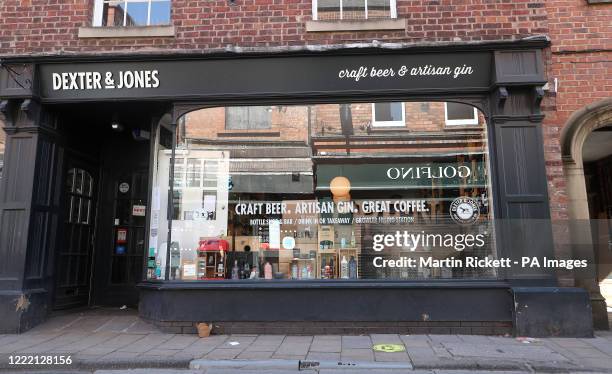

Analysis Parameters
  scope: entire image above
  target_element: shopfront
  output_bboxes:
[0,41,594,336]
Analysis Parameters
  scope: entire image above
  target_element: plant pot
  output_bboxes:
[196,322,212,338]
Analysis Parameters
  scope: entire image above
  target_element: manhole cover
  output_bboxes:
[373,344,406,353]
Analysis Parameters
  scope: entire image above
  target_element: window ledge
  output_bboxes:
[586,0,611,3]
[78,26,175,39]
[306,19,405,32]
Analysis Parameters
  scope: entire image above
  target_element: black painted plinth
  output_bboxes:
[512,287,594,338]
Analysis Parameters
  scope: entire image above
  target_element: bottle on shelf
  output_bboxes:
[217,255,225,278]
[328,257,335,279]
[341,256,349,279]
[231,260,239,279]
[301,263,308,279]
[250,263,259,279]
[321,258,327,279]
[264,261,273,280]
[291,261,298,279]
[349,256,357,279]
[350,230,356,247]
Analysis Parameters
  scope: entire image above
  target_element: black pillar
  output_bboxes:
[0,64,63,333]
[489,50,592,337]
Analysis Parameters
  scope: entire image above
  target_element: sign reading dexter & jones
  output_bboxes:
[52,70,160,91]
[39,52,491,101]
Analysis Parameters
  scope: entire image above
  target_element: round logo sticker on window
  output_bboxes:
[450,196,480,225]
[119,182,130,194]
[282,236,296,250]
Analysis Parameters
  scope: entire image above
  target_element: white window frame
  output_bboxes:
[371,102,405,127]
[93,0,171,27]
[312,0,397,21]
[444,102,479,126]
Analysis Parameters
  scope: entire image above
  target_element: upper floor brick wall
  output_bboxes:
[0,0,548,56]
[545,0,611,53]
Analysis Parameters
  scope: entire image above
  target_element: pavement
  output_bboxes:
[0,308,611,373]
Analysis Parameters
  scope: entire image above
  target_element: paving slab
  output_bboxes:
[116,333,176,353]
[340,348,375,362]
[205,348,244,360]
[442,342,571,361]
[237,351,275,360]
[341,335,372,349]
[373,351,411,362]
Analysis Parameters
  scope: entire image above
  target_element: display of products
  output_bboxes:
[349,256,357,279]
[341,256,348,279]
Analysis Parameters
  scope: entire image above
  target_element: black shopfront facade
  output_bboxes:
[0,39,594,336]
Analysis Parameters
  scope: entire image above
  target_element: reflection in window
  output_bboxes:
[0,126,4,181]
[315,0,394,20]
[148,102,495,282]
[98,0,171,27]
[226,107,272,130]
[445,102,479,126]
[372,102,405,127]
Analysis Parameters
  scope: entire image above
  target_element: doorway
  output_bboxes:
[90,128,150,307]
[583,126,612,314]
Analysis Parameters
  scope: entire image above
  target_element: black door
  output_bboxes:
[108,170,148,302]
[54,160,98,309]
[91,135,149,307]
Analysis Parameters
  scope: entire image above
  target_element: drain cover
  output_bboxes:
[373,344,406,353]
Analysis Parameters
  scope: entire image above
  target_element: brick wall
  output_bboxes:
[0,0,548,55]
[542,1,612,222]
[184,105,309,142]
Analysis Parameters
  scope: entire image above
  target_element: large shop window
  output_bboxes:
[313,0,397,21]
[93,0,171,27]
[0,126,4,180]
[148,101,496,281]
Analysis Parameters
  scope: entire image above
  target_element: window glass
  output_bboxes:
[445,102,478,126]
[146,125,173,280]
[317,0,342,20]
[343,0,366,20]
[316,0,392,20]
[368,0,392,18]
[0,124,5,181]
[150,0,171,25]
[226,107,272,130]
[125,1,148,26]
[102,1,124,26]
[373,102,404,126]
[148,102,495,281]
[99,0,171,27]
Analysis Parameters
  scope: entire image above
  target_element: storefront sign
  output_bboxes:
[316,162,486,191]
[38,52,491,102]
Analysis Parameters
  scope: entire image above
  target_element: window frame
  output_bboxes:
[444,102,479,127]
[93,0,171,27]
[312,0,398,21]
[371,102,406,128]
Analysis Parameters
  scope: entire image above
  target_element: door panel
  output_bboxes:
[91,135,149,307]
[54,163,98,309]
